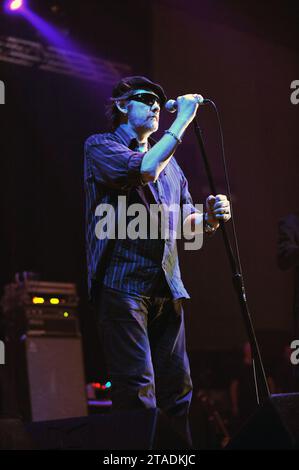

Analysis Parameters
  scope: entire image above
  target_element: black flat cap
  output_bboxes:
[112,75,167,107]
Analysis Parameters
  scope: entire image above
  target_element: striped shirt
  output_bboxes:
[84,124,200,301]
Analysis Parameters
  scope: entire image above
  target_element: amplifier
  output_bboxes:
[1,276,87,421]
[1,278,80,337]
[24,306,80,336]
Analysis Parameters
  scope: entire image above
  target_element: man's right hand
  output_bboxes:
[176,94,201,124]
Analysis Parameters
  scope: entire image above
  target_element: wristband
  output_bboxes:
[164,130,182,144]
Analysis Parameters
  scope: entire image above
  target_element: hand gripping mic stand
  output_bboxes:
[193,101,270,405]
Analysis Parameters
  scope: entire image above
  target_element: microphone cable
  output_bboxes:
[202,98,244,280]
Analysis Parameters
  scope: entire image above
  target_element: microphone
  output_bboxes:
[165,95,208,113]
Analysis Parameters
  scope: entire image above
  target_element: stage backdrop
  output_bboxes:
[151,0,299,351]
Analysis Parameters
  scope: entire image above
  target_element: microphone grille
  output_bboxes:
[165,99,177,113]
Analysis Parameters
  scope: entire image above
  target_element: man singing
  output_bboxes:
[84,76,231,446]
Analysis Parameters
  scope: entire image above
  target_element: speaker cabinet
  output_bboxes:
[15,336,87,421]
[227,393,299,449]
[26,408,190,450]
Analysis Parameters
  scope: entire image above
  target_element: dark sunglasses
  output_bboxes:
[128,93,161,107]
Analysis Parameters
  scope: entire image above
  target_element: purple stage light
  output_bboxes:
[4,0,25,13]
[10,0,22,10]
[3,0,115,82]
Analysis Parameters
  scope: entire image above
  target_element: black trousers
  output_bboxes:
[95,286,193,446]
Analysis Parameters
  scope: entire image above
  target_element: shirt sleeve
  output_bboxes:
[277,215,299,270]
[84,134,147,190]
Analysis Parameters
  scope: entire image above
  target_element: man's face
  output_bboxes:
[125,90,160,134]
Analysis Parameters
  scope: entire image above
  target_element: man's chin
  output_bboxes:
[148,121,159,132]
[138,122,159,134]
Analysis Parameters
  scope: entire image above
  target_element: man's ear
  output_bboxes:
[115,99,128,115]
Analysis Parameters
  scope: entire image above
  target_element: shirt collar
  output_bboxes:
[114,124,156,150]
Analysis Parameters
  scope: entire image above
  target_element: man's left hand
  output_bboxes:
[206,194,231,229]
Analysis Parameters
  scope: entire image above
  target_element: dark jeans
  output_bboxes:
[95,286,193,446]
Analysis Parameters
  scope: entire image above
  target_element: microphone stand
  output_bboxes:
[193,117,270,406]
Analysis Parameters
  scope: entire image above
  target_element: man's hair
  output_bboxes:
[105,100,123,132]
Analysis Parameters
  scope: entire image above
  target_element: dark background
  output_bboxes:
[0,0,298,384]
